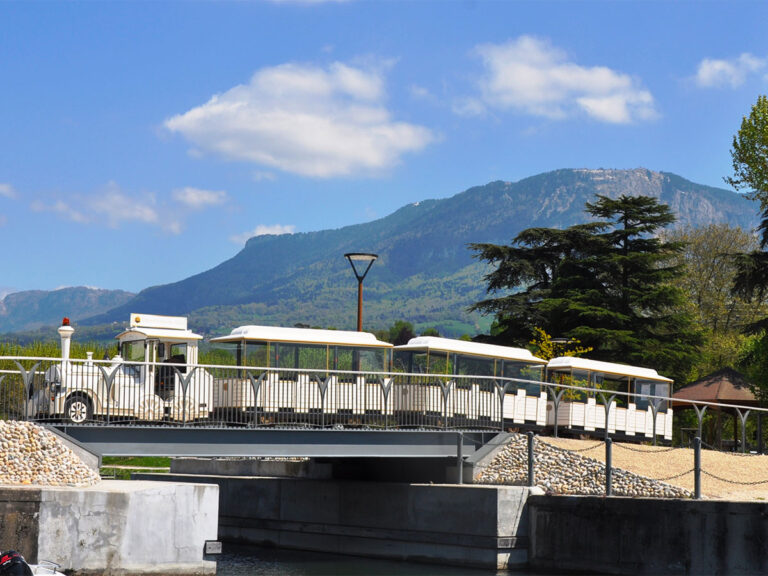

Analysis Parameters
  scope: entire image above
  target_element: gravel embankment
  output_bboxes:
[0,421,100,486]
[475,433,692,499]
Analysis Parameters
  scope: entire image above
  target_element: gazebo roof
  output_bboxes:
[671,367,759,409]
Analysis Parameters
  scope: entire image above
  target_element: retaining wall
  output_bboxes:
[528,495,768,575]
[0,481,219,575]
[142,473,539,570]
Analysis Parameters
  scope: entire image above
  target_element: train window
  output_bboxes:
[503,362,543,395]
[170,343,187,364]
[121,340,145,363]
[358,348,387,373]
[297,344,327,371]
[634,379,669,412]
[392,350,412,373]
[454,355,494,377]
[427,352,451,376]
[599,375,630,407]
[410,353,429,374]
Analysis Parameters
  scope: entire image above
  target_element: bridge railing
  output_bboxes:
[0,354,697,440]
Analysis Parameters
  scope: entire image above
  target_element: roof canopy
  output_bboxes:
[672,368,758,408]
[547,356,673,383]
[210,325,392,348]
[394,336,546,364]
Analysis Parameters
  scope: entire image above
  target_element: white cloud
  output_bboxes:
[172,187,228,209]
[230,224,296,245]
[469,36,656,124]
[31,199,90,223]
[695,53,766,88]
[252,171,277,182]
[30,182,182,234]
[452,97,486,117]
[164,61,434,178]
[0,184,16,199]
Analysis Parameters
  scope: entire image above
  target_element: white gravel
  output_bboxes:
[475,433,692,499]
[0,421,100,487]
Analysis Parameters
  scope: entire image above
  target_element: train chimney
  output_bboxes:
[58,317,74,362]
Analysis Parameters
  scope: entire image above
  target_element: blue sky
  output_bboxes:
[1,1,767,296]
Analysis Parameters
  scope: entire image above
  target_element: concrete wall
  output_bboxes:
[528,495,768,575]
[146,473,539,570]
[0,481,219,575]
[171,457,331,479]
[0,489,41,562]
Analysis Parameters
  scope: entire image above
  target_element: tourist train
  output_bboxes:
[20,314,673,440]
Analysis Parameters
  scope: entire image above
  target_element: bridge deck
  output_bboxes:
[51,424,494,459]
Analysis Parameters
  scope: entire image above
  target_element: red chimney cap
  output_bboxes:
[62,317,70,326]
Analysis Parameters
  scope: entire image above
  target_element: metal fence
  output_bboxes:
[0,354,706,442]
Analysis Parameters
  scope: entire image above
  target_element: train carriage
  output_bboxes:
[209,325,393,424]
[392,337,548,428]
[545,356,674,440]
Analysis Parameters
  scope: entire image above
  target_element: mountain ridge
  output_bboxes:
[3,168,759,338]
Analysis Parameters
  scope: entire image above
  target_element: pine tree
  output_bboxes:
[471,194,702,383]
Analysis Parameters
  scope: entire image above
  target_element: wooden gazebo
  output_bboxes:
[672,368,762,451]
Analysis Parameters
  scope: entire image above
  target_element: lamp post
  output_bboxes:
[344,252,378,331]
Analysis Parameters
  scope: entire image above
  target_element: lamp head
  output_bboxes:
[344,252,378,281]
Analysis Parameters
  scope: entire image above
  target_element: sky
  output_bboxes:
[1,0,767,296]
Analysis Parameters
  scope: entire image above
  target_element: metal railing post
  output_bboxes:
[605,438,612,496]
[527,431,535,487]
[457,432,464,485]
[694,436,701,500]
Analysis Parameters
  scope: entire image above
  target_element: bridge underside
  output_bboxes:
[51,424,495,460]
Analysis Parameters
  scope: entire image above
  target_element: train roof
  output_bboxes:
[547,356,673,383]
[115,313,203,342]
[210,325,393,348]
[394,336,546,364]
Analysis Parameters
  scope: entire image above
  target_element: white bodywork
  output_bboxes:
[209,325,393,415]
[393,337,548,422]
[545,356,674,440]
[29,313,213,423]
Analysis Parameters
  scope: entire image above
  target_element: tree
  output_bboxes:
[726,95,768,404]
[471,194,702,383]
[664,224,764,333]
[387,320,416,346]
[664,224,765,379]
[726,95,768,209]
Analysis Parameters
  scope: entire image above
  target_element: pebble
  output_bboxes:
[475,433,691,499]
[0,421,100,487]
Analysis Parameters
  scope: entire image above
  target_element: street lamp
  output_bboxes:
[344,252,378,331]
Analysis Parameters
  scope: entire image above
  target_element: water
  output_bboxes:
[215,547,526,576]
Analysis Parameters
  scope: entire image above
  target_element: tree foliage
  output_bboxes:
[471,194,702,383]
[726,94,768,208]
[664,224,764,333]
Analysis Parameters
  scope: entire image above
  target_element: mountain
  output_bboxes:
[0,287,135,333]
[77,168,759,338]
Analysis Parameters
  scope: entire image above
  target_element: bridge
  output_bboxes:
[51,423,492,459]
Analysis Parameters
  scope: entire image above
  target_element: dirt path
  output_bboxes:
[542,437,768,501]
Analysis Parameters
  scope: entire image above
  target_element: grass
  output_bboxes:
[100,456,171,480]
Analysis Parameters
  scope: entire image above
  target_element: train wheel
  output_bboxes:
[136,395,163,421]
[64,395,93,424]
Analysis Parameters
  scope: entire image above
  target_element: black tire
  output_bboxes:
[64,395,93,424]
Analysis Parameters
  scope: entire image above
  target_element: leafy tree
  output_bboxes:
[726,95,768,406]
[664,224,763,333]
[471,194,702,383]
[387,320,416,346]
[662,224,765,380]
[420,327,440,337]
[528,327,592,361]
[726,95,768,208]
